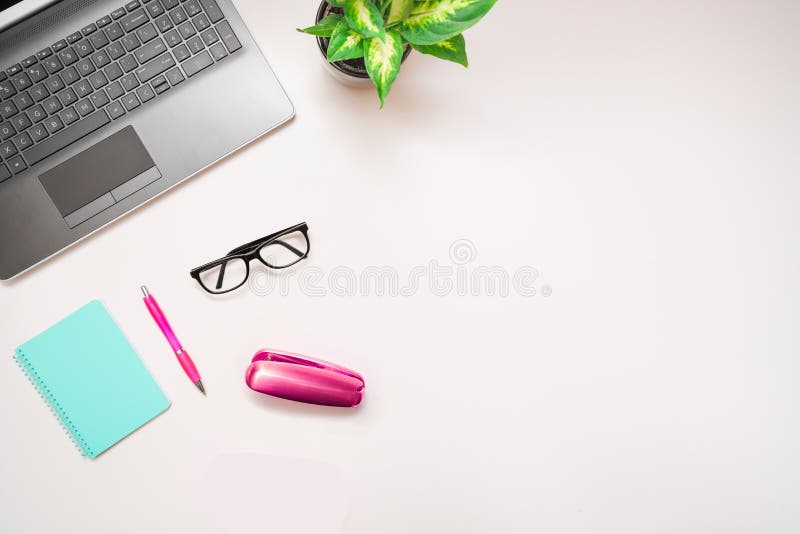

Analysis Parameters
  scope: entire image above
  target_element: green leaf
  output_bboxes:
[327,19,365,62]
[327,0,346,6]
[344,0,385,39]
[411,33,468,67]
[387,0,414,25]
[363,30,403,108]
[297,14,343,37]
[400,0,497,46]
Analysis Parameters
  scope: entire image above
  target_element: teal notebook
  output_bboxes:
[14,300,170,459]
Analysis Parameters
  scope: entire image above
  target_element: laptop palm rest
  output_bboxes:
[39,126,161,229]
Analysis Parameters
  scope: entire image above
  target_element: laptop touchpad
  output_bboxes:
[39,126,161,228]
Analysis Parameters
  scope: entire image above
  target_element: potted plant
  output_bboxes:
[299,0,498,108]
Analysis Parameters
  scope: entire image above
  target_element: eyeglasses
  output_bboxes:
[190,222,310,294]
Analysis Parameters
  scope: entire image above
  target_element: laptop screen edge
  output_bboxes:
[0,0,62,33]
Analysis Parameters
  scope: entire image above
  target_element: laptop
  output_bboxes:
[0,0,294,279]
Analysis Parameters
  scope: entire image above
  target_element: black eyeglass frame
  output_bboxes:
[189,222,310,294]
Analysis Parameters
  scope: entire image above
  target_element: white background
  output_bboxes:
[2,1,799,532]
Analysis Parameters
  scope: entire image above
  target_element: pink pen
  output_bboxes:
[141,286,205,395]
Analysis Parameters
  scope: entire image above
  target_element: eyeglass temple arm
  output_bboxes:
[214,239,305,289]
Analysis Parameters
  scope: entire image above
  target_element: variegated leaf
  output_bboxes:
[411,33,468,67]
[400,0,497,46]
[363,30,403,108]
[387,0,414,25]
[344,0,385,39]
[327,0,346,6]
[327,19,365,62]
[297,14,343,37]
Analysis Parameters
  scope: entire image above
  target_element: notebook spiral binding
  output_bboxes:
[14,349,94,458]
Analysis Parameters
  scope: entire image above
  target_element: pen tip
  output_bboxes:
[194,380,206,395]
[141,286,149,297]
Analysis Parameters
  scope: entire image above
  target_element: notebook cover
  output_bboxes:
[14,300,170,458]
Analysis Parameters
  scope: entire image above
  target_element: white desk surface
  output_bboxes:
[2,2,799,533]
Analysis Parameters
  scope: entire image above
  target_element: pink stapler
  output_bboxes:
[245,349,365,407]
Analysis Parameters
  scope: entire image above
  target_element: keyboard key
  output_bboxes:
[120,9,148,33]
[11,113,31,131]
[105,62,124,81]
[0,141,17,158]
[170,6,188,25]
[164,29,182,47]
[89,31,110,50]
[0,164,10,182]
[36,48,53,60]
[13,132,33,151]
[67,31,82,44]
[60,67,79,85]
[81,23,97,35]
[90,89,110,108]
[181,50,212,77]
[155,14,173,32]
[107,100,125,119]
[27,105,46,123]
[97,15,112,27]
[0,123,15,140]
[13,91,33,110]
[192,13,209,32]
[45,115,64,133]
[7,156,26,174]
[88,71,109,89]
[177,21,196,39]
[38,82,56,101]
[0,80,16,99]
[135,38,167,64]
[120,74,139,91]
[107,41,126,60]
[6,64,22,76]
[111,7,126,19]
[93,50,111,69]
[11,72,32,91]
[184,0,201,17]
[200,27,218,46]
[43,56,63,74]
[136,83,155,102]
[173,44,190,62]
[75,40,94,57]
[58,48,78,66]
[43,96,62,114]
[76,99,94,116]
[74,79,92,97]
[135,52,175,82]
[137,22,158,43]
[198,0,223,23]
[122,33,141,52]
[27,64,47,83]
[76,58,96,76]
[126,0,140,11]
[165,67,184,85]
[106,81,124,100]
[58,87,78,106]
[21,56,37,68]
[61,106,80,125]
[122,92,140,111]
[0,102,18,120]
[186,35,203,54]
[162,0,179,9]
[25,110,110,165]
[105,22,124,41]
[152,75,170,93]
[120,54,139,73]
[28,123,48,142]
[146,0,164,17]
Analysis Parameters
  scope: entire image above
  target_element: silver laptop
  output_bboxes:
[0,0,293,279]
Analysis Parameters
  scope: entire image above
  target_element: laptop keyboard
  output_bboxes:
[0,0,241,183]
